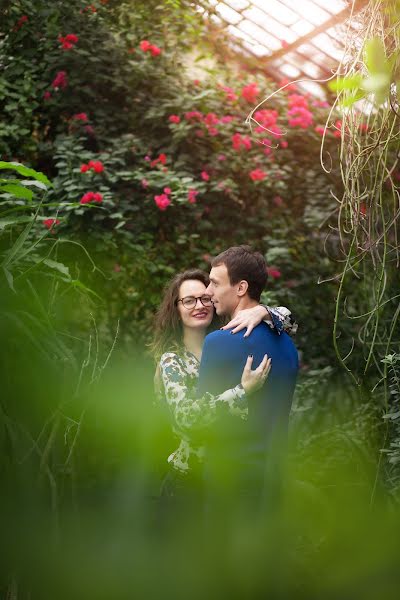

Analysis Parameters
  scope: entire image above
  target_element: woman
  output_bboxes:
[151,269,295,499]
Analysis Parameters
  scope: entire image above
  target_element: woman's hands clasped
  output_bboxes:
[241,354,271,395]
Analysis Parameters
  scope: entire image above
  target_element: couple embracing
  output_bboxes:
[151,245,298,513]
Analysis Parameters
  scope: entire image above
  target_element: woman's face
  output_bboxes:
[177,279,214,331]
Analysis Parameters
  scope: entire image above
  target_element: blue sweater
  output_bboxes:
[198,323,298,473]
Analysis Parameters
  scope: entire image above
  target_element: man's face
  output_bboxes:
[206,264,238,317]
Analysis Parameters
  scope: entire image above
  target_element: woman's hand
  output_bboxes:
[221,305,269,337]
[241,354,272,395]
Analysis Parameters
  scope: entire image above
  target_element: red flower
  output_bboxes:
[150,44,161,56]
[315,126,325,136]
[140,40,152,51]
[280,140,288,148]
[169,115,181,124]
[249,169,267,181]
[88,160,104,173]
[163,187,172,195]
[140,40,162,56]
[72,113,88,121]
[241,83,260,103]
[80,164,90,173]
[267,266,281,279]
[150,153,167,167]
[80,191,103,204]
[58,33,79,50]
[154,194,171,211]
[44,218,60,230]
[201,171,210,181]
[188,189,198,204]
[43,91,52,101]
[51,71,68,90]
[13,15,28,31]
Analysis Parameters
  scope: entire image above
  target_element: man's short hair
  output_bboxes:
[211,245,268,301]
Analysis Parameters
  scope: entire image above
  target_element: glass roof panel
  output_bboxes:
[199,0,351,94]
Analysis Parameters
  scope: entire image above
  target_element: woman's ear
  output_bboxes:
[237,280,249,297]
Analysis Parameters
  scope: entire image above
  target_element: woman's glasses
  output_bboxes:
[177,295,213,309]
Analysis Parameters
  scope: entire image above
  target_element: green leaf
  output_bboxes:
[0,162,51,187]
[0,216,34,231]
[0,183,33,200]
[43,258,71,279]
[329,74,363,92]
[3,267,15,292]
[364,38,391,77]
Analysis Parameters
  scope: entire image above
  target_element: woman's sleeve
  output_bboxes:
[262,305,298,336]
[159,353,247,433]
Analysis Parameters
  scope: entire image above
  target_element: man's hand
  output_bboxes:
[241,354,271,395]
[221,305,269,337]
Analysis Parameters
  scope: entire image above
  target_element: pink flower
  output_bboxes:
[281,40,289,48]
[208,127,219,136]
[154,194,171,211]
[51,71,68,90]
[313,100,330,108]
[184,111,203,121]
[72,113,88,121]
[169,115,181,124]
[221,86,237,102]
[188,189,198,204]
[80,191,103,204]
[193,79,201,86]
[315,126,325,136]
[195,129,204,137]
[278,78,298,92]
[44,218,60,230]
[333,120,342,138]
[280,140,288,148]
[249,169,267,181]
[241,83,260,103]
[232,133,252,151]
[220,115,235,123]
[163,187,171,195]
[204,113,219,126]
[141,178,149,188]
[267,266,281,279]
[84,125,95,135]
[43,91,52,101]
[217,154,226,161]
[201,171,210,181]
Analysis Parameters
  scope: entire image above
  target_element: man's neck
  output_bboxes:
[230,298,259,319]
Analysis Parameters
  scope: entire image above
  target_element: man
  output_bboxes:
[197,245,299,504]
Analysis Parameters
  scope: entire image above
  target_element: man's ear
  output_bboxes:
[237,280,248,297]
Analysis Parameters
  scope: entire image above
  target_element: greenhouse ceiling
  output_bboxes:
[197,0,368,95]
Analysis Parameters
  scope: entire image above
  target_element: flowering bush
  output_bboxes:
[0,0,345,365]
